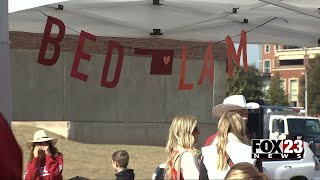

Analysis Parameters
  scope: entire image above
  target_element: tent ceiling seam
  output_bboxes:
[162,12,233,33]
[60,0,150,9]
[46,5,151,33]
[258,0,320,20]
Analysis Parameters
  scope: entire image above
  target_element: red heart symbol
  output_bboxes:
[163,56,171,65]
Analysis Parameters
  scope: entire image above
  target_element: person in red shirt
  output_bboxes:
[203,95,259,147]
[203,132,219,147]
[24,130,63,180]
[0,112,23,180]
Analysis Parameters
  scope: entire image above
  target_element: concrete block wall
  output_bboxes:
[12,121,70,138]
[10,32,227,146]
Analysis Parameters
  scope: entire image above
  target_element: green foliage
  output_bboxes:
[226,64,264,100]
[266,72,289,106]
[306,56,320,116]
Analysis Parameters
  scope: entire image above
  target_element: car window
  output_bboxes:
[288,119,320,134]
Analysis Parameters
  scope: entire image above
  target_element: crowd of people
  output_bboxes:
[157,95,268,180]
[1,94,270,180]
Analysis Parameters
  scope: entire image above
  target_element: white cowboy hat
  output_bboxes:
[26,130,58,149]
[212,95,260,117]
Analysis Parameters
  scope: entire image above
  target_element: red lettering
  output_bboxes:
[101,41,124,88]
[178,47,193,90]
[225,30,248,78]
[198,41,214,85]
[70,30,96,81]
[37,16,65,66]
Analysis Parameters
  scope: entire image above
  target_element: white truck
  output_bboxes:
[248,106,320,159]
[248,106,320,179]
[262,142,320,180]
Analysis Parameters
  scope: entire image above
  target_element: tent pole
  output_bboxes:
[0,0,12,125]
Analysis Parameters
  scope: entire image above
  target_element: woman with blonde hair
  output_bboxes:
[199,111,256,180]
[225,162,269,180]
[165,115,200,180]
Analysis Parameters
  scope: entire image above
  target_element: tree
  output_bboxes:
[302,55,320,116]
[266,72,289,106]
[226,64,264,100]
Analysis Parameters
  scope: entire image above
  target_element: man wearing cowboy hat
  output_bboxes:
[203,95,260,146]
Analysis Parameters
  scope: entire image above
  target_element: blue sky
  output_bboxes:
[235,44,260,67]
[247,44,260,67]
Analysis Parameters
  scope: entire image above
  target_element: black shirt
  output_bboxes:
[115,169,135,180]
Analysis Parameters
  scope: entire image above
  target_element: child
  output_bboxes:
[224,162,269,180]
[112,150,135,180]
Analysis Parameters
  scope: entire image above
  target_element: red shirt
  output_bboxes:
[24,154,63,180]
[203,132,219,147]
[0,113,23,180]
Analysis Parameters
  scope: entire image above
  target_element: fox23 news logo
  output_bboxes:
[251,136,304,159]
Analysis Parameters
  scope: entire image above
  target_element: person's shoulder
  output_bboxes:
[180,150,193,158]
[115,169,135,180]
[52,152,64,159]
[227,142,251,150]
[201,144,217,158]
[227,142,251,155]
[228,141,251,148]
[202,143,217,151]
[180,150,199,162]
[227,133,251,147]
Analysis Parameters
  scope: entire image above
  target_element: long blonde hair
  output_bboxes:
[225,162,270,180]
[217,112,250,170]
[165,115,198,179]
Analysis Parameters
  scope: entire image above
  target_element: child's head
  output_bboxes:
[112,150,129,170]
[225,162,269,180]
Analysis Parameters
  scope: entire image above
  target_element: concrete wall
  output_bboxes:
[10,32,227,146]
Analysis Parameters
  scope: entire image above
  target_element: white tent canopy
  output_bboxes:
[9,0,69,13]
[8,0,320,46]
